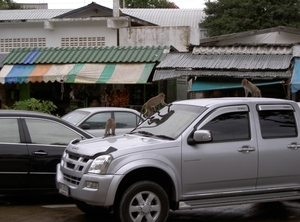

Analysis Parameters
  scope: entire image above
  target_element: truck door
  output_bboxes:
[182,105,258,197]
[255,104,300,189]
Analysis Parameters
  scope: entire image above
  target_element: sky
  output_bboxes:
[15,0,207,9]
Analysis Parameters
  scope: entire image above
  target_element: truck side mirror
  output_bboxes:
[188,130,212,145]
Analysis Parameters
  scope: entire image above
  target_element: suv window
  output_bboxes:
[201,112,250,142]
[114,112,138,128]
[0,118,20,143]
[258,110,297,138]
[25,118,83,145]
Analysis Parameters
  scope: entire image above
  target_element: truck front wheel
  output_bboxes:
[115,181,169,222]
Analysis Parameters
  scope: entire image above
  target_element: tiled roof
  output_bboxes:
[0,9,72,21]
[121,8,205,29]
[2,46,170,64]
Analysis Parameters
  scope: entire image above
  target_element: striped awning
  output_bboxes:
[0,63,155,84]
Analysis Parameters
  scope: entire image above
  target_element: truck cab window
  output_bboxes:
[201,112,250,142]
[258,110,297,138]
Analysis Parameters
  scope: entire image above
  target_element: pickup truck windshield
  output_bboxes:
[132,104,206,139]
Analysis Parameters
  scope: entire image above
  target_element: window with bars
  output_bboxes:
[0,38,46,52]
[61,37,105,47]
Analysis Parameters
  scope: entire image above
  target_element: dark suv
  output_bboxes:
[0,110,93,194]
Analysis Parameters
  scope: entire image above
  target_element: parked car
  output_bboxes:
[0,110,94,194]
[62,107,144,137]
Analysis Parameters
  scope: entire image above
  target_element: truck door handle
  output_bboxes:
[238,146,255,153]
[287,143,300,150]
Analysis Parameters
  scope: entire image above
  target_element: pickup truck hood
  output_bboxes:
[67,134,174,157]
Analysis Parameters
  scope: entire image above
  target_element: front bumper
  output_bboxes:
[56,164,122,206]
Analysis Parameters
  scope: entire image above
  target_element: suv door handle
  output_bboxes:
[287,143,300,150]
[238,146,255,153]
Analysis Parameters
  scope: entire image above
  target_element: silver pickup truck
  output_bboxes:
[56,97,300,222]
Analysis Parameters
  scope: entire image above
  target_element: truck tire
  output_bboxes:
[74,199,111,216]
[116,181,169,222]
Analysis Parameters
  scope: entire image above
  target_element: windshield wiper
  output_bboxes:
[154,135,174,140]
[136,131,154,136]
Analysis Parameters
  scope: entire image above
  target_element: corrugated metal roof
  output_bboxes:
[153,70,291,81]
[193,45,293,55]
[2,46,170,65]
[0,9,72,21]
[121,8,205,29]
[156,53,292,70]
[199,26,300,45]
[0,7,204,29]
[20,3,48,10]
[54,3,113,18]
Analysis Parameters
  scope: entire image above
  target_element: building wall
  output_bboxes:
[119,26,190,52]
[0,20,118,53]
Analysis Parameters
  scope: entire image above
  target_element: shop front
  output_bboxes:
[0,46,170,115]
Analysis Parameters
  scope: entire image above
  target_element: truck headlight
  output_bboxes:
[88,154,112,174]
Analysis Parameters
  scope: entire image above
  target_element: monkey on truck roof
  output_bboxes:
[241,78,262,97]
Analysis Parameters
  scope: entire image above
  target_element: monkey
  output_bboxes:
[241,78,262,97]
[140,93,168,119]
[148,105,174,125]
[103,118,116,138]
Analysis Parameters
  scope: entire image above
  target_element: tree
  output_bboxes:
[0,0,21,9]
[200,0,300,37]
[120,0,179,8]
[5,98,58,115]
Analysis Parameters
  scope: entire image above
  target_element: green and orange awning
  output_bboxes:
[0,63,155,84]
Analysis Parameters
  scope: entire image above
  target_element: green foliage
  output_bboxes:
[120,0,178,8]
[0,0,21,9]
[201,0,300,37]
[4,98,58,115]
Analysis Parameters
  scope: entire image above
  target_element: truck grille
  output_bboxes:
[62,151,93,185]
[63,173,81,185]
[64,151,92,171]
[68,153,89,163]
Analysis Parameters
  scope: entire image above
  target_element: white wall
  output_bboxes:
[0,20,118,48]
[119,26,190,52]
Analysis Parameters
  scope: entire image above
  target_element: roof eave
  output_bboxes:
[199,26,300,45]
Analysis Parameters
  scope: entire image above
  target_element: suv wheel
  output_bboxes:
[116,181,169,222]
